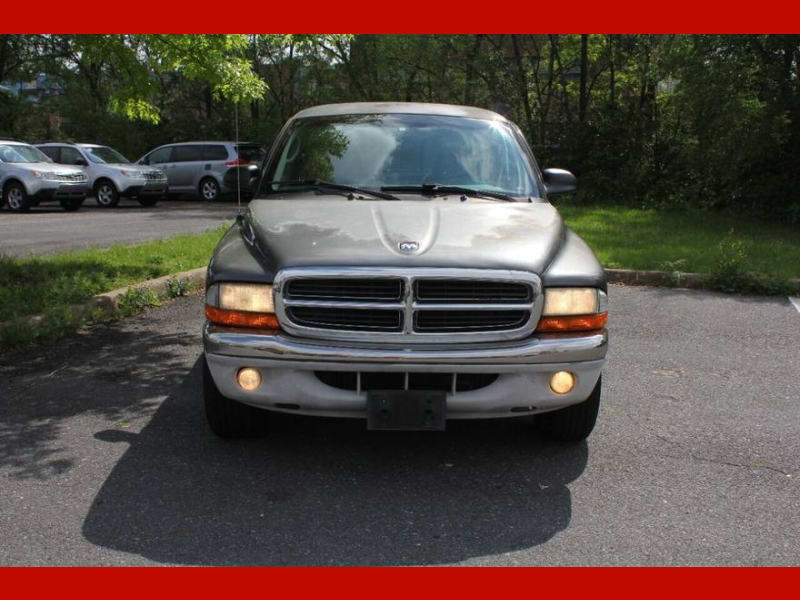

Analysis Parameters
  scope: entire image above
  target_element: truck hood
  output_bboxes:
[245,196,565,274]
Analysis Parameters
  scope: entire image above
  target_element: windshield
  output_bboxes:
[0,144,51,163]
[263,114,539,198]
[85,146,130,164]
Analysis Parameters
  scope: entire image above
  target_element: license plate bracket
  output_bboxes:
[367,390,446,431]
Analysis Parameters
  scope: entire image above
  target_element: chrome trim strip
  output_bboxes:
[203,322,607,366]
[273,267,543,344]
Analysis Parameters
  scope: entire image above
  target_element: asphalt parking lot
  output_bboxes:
[1,284,798,566]
[0,200,238,256]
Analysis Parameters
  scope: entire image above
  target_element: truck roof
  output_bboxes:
[292,102,508,122]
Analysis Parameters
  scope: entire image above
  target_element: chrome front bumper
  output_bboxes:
[203,323,608,419]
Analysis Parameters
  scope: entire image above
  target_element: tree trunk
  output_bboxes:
[579,34,589,122]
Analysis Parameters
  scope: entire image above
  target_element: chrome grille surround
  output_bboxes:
[273,267,543,344]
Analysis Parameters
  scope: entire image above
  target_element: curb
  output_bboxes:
[605,268,707,289]
[20,267,207,328]
[605,268,800,293]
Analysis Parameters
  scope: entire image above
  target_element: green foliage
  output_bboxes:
[0,224,228,351]
[659,259,688,286]
[116,286,160,316]
[707,230,795,295]
[558,203,800,281]
[2,34,799,218]
[71,34,266,123]
[166,277,190,298]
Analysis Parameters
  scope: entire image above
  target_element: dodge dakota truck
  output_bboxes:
[203,102,608,441]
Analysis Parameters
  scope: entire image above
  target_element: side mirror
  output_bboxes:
[75,158,88,167]
[542,168,577,196]
[223,164,260,200]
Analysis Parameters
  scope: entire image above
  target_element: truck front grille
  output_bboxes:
[288,306,402,331]
[415,279,531,303]
[414,309,529,332]
[287,278,403,301]
[274,268,542,343]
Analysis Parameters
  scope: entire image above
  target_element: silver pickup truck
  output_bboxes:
[203,102,608,442]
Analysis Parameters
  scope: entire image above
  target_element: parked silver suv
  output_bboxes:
[0,140,88,212]
[136,141,265,201]
[36,142,168,208]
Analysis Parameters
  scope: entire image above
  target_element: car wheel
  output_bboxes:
[535,375,602,442]
[5,182,30,212]
[138,196,159,207]
[60,197,84,211]
[203,356,268,438]
[199,177,220,202]
[94,180,120,207]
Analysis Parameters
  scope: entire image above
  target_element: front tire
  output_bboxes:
[203,356,268,438]
[60,197,84,211]
[5,182,30,212]
[199,177,220,202]
[94,180,120,207]
[535,376,602,442]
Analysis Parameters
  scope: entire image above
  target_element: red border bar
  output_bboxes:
[3,2,800,33]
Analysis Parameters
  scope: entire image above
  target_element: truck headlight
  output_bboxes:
[205,283,278,329]
[537,287,608,332]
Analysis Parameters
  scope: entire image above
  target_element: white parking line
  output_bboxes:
[789,297,800,313]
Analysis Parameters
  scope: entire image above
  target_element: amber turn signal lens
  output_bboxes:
[536,312,608,333]
[205,305,279,330]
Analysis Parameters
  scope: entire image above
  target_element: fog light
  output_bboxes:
[237,368,261,392]
[549,371,575,395]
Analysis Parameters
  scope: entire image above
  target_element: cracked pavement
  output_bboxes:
[0,284,798,565]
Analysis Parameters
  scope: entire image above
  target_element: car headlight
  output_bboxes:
[205,283,278,329]
[120,169,142,177]
[31,170,50,179]
[537,287,608,332]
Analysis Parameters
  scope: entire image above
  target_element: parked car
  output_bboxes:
[36,142,168,207]
[202,102,609,442]
[136,141,265,201]
[0,139,88,212]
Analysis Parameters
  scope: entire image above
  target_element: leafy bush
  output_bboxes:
[166,277,190,298]
[708,230,795,295]
[116,287,160,317]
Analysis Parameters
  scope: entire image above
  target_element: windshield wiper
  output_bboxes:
[263,179,399,201]
[381,184,516,202]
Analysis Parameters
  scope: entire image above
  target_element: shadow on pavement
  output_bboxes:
[0,325,196,480]
[82,356,588,566]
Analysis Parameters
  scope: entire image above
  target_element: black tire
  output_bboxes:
[199,177,220,202]
[535,376,602,442]
[4,181,30,212]
[60,197,84,211]
[138,196,159,207]
[203,356,268,438]
[94,180,120,207]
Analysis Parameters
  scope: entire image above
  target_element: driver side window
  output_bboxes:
[61,147,85,165]
[147,147,173,164]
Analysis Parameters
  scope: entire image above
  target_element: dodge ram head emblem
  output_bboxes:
[398,241,419,253]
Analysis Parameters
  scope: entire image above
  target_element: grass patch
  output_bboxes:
[0,223,229,349]
[559,204,800,283]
